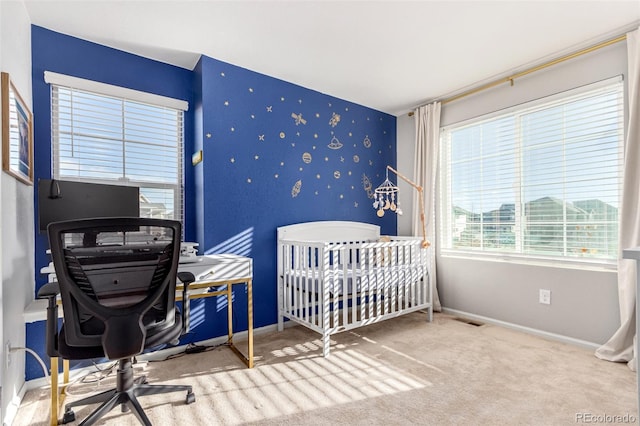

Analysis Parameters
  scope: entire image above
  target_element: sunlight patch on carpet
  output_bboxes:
[202,348,431,424]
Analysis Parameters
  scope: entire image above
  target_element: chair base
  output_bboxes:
[62,359,195,426]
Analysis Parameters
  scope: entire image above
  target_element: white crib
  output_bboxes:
[276,221,432,356]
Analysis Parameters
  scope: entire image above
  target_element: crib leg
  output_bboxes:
[323,333,331,357]
[277,313,284,332]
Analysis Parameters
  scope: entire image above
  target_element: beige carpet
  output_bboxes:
[13,313,637,425]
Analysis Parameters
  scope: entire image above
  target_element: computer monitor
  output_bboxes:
[37,179,140,234]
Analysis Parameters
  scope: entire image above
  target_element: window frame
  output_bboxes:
[47,72,187,225]
[438,76,624,269]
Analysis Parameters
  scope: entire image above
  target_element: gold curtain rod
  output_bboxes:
[409,33,627,116]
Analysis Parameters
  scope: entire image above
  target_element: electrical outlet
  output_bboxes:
[539,289,551,305]
[5,341,11,369]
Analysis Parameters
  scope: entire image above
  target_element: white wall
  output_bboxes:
[396,113,414,237]
[396,39,627,345]
[0,1,34,424]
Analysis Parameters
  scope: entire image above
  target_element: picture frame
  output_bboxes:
[1,72,33,185]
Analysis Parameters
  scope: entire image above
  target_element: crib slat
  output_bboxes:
[282,244,287,320]
[321,244,330,356]
[341,246,348,329]
[374,246,380,315]
[354,244,359,324]
[303,245,310,323]
[284,243,290,317]
[398,241,404,311]
[359,245,366,322]
[380,247,384,314]
[286,243,293,319]
[294,244,301,319]
[415,246,420,306]
[312,246,317,325]
[415,245,422,305]
[364,246,372,321]
[402,244,410,310]
[391,244,396,314]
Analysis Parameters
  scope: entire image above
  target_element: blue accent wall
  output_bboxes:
[27,26,397,380]
[195,55,397,336]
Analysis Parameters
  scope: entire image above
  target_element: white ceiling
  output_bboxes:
[23,1,640,116]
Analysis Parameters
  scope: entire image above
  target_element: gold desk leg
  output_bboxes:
[227,284,233,344]
[226,280,254,368]
[247,279,254,368]
[50,358,70,426]
[50,357,59,426]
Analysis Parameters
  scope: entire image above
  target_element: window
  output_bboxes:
[439,79,624,263]
[48,74,185,223]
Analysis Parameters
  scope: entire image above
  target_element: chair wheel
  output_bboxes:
[61,409,75,424]
[186,391,196,404]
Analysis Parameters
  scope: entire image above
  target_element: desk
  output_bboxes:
[27,254,253,426]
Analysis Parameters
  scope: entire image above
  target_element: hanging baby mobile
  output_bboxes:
[373,168,403,217]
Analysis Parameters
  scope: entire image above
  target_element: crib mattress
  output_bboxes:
[282,264,425,295]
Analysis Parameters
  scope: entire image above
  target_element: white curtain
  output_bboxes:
[413,102,442,311]
[595,27,640,370]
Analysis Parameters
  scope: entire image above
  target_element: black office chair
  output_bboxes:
[38,217,196,425]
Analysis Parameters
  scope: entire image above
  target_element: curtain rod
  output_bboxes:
[408,33,627,116]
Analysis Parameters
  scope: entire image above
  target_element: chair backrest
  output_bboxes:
[47,217,182,360]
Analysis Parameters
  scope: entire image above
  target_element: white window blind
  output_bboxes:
[50,83,184,223]
[439,78,624,263]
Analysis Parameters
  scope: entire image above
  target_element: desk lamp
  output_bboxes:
[373,165,430,248]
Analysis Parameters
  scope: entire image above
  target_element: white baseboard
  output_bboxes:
[441,308,601,351]
[2,381,28,426]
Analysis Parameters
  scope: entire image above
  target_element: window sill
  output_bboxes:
[439,250,617,273]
